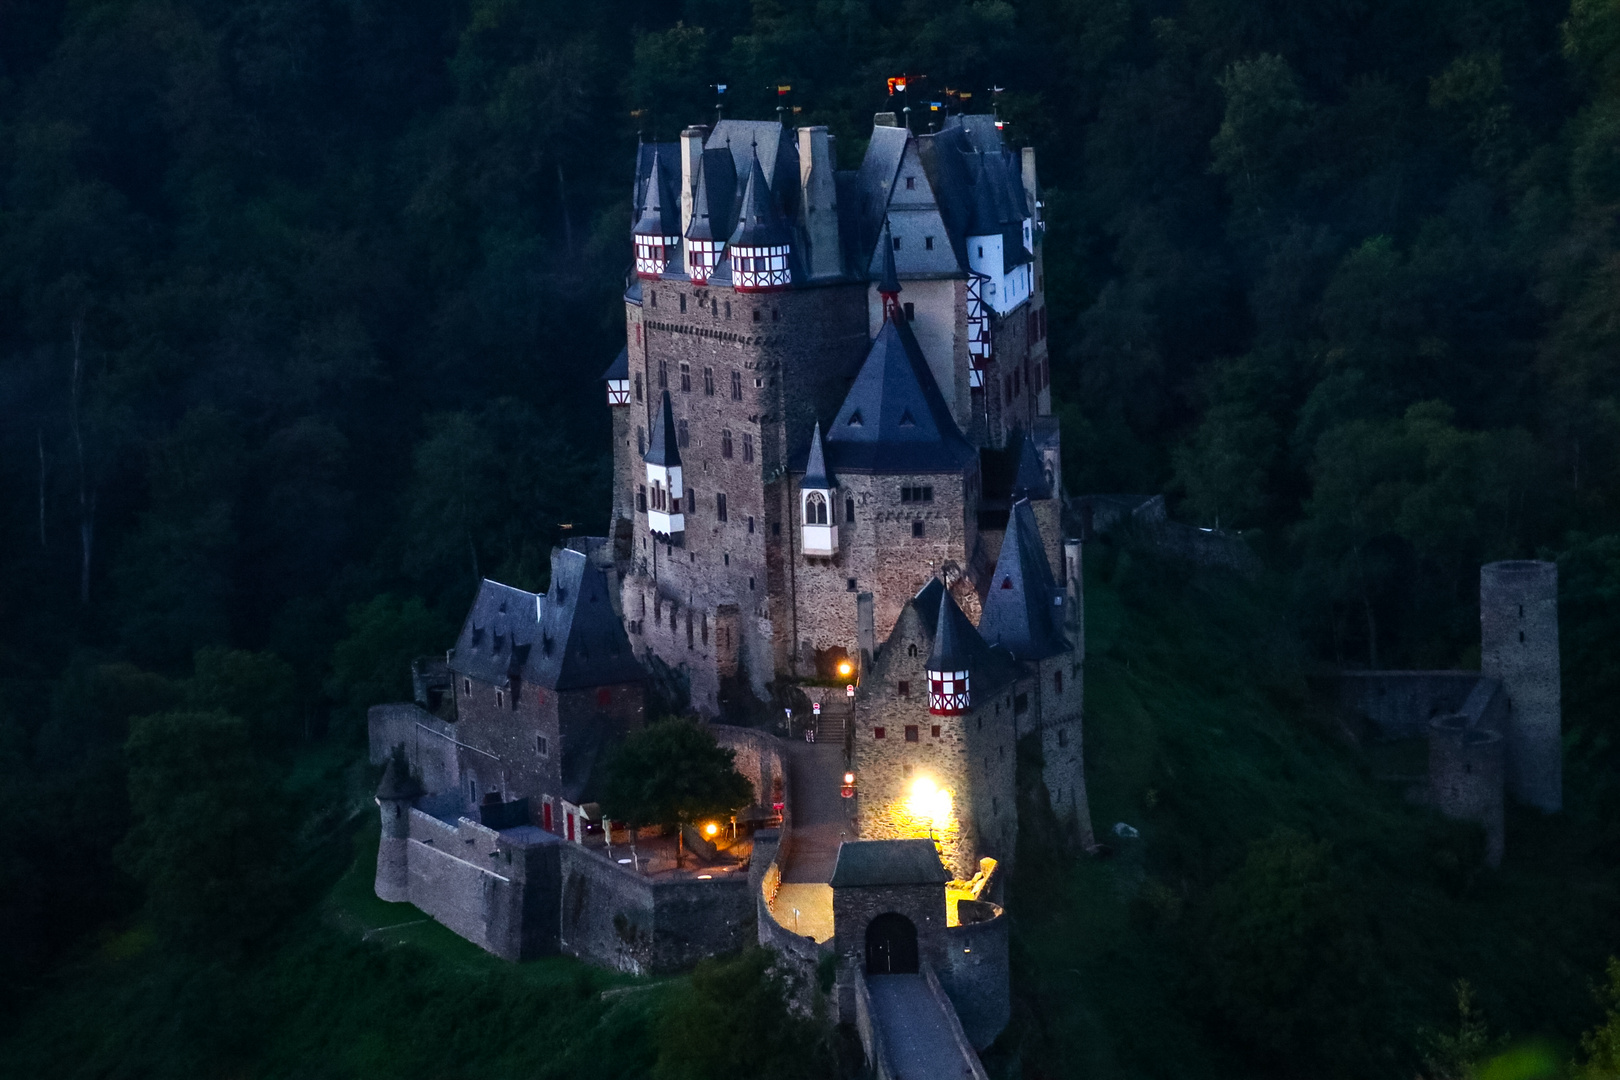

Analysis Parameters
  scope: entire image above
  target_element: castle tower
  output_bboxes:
[800,422,836,556]
[1480,560,1561,812]
[644,390,684,542]
[632,145,681,277]
[1429,713,1506,867]
[374,747,422,903]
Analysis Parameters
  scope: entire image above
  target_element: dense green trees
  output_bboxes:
[1,0,1620,1074]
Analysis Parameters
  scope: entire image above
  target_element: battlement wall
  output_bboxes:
[1337,672,1487,740]
[370,702,458,795]
[557,844,752,975]
[937,902,1010,1050]
[401,808,560,960]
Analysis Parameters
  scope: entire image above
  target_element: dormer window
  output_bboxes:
[906,176,916,189]
[688,240,724,283]
[732,243,791,291]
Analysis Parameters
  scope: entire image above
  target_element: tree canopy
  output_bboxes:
[596,719,753,832]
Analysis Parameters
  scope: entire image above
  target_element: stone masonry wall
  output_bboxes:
[709,723,787,809]
[938,907,1011,1050]
[402,809,561,961]
[832,881,949,1022]
[369,702,458,795]
[557,843,752,975]
[1480,560,1561,812]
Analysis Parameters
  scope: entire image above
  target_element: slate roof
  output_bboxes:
[376,749,423,801]
[829,838,950,888]
[802,421,833,490]
[645,390,681,468]
[905,116,1031,274]
[977,499,1069,662]
[602,346,629,382]
[913,577,945,635]
[730,151,793,248]
[876,219,901,295]
[448,550,643,692]
[1011,429,1051,500]
[822,318,976,475]
[685,148,738,242]
[928,587,983,672]
[632,144,680,237]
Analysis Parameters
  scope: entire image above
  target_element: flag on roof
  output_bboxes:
[888,76,907,94]
[777,84,792,95]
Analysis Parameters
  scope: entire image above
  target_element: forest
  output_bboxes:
[4,0,1620,1076]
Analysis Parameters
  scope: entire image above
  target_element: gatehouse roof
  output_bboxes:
[829,838,950,887]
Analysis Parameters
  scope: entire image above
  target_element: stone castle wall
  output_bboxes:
[1480,560,1561,812]
[369,703,458,795]
[938,903,1011,1051]
[709,723,787,809]
[1428,715,1506,867]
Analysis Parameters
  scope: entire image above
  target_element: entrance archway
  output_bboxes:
[865,912,919,974]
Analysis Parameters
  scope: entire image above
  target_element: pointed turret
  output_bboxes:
[603,346,631,407]
[633,146,681,277]
[927,587,982,715]
[729,151,792,290]
[978,499,1068,661]
[800,421,837,557]
[644,391,684,538]
[1010,429,1050,500]
[877,219,903,322]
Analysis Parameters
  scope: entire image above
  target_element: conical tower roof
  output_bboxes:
[876,219,902,296]
[1010,429,1051,500]
[633,146,679,238]
[729,151,792,248]
[803,421,834,489]
[376,748,423,801]
[645,390,682,467]
[978,498,1068,661]
[928,586,984,672]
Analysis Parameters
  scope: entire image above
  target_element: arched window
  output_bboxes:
[805,492,828,525]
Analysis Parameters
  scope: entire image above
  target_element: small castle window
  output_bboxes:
[1057,728,1068,748]
[904,302,915,321]
[846,577,857,591]
[931,725,941,738]
[717,492,728,521]
[722,429,733,458]
[846,497,856,522]
[898,680,911,698]
[753,308,762,322]
[464,678,471,696]
[905,725,919,742]
[725,301,732,319]
[634,373,643,401]
[637,427,645,455]
[893,235,902,250]
[650,290,657,308]
[924,236,934,250]
[680,363,691,392]
[495,690,503,708]
[679,293,686,313]
[637,485,647,513]
[743,434,754,463]
[772,521,780,535]
[908,643,918,658]
[905,176,915,190]
[537,735,549,756]
[1054,670,1063,693]
[731,371,743,400]
[748,516,755,534]
[749,577,756,590]
[874,727,886,739]
[704,367,715,395]
[912,521,925,538]
[678,419,690,447]
[658,360,668,388]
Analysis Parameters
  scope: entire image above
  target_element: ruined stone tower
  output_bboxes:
[1479,559,1561,813]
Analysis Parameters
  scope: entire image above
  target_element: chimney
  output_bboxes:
[1020,145,1038,221]
[680,125,708,260]
[798,126,840,281]
[873,112,899,127]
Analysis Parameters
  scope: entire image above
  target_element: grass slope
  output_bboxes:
[0,822,663,1080]
[999,542,1620,1080]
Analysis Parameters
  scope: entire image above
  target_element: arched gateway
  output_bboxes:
[865,912,919,974]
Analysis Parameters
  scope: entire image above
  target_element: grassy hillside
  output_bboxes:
[1001,540,1620,1080]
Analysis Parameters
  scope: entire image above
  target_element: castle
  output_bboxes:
[369,111,1086,1070]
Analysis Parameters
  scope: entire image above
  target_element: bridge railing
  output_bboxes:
[853,970,894,1080]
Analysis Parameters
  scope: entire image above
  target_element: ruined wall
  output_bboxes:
[709,723,787,809]
[1480,560,1561,812]
[1428,715,1506,867]
[1337,672,1488,740]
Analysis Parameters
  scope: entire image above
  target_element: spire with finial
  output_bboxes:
[877,219,903,322]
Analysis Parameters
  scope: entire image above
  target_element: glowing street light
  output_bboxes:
[837,660,853,678]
